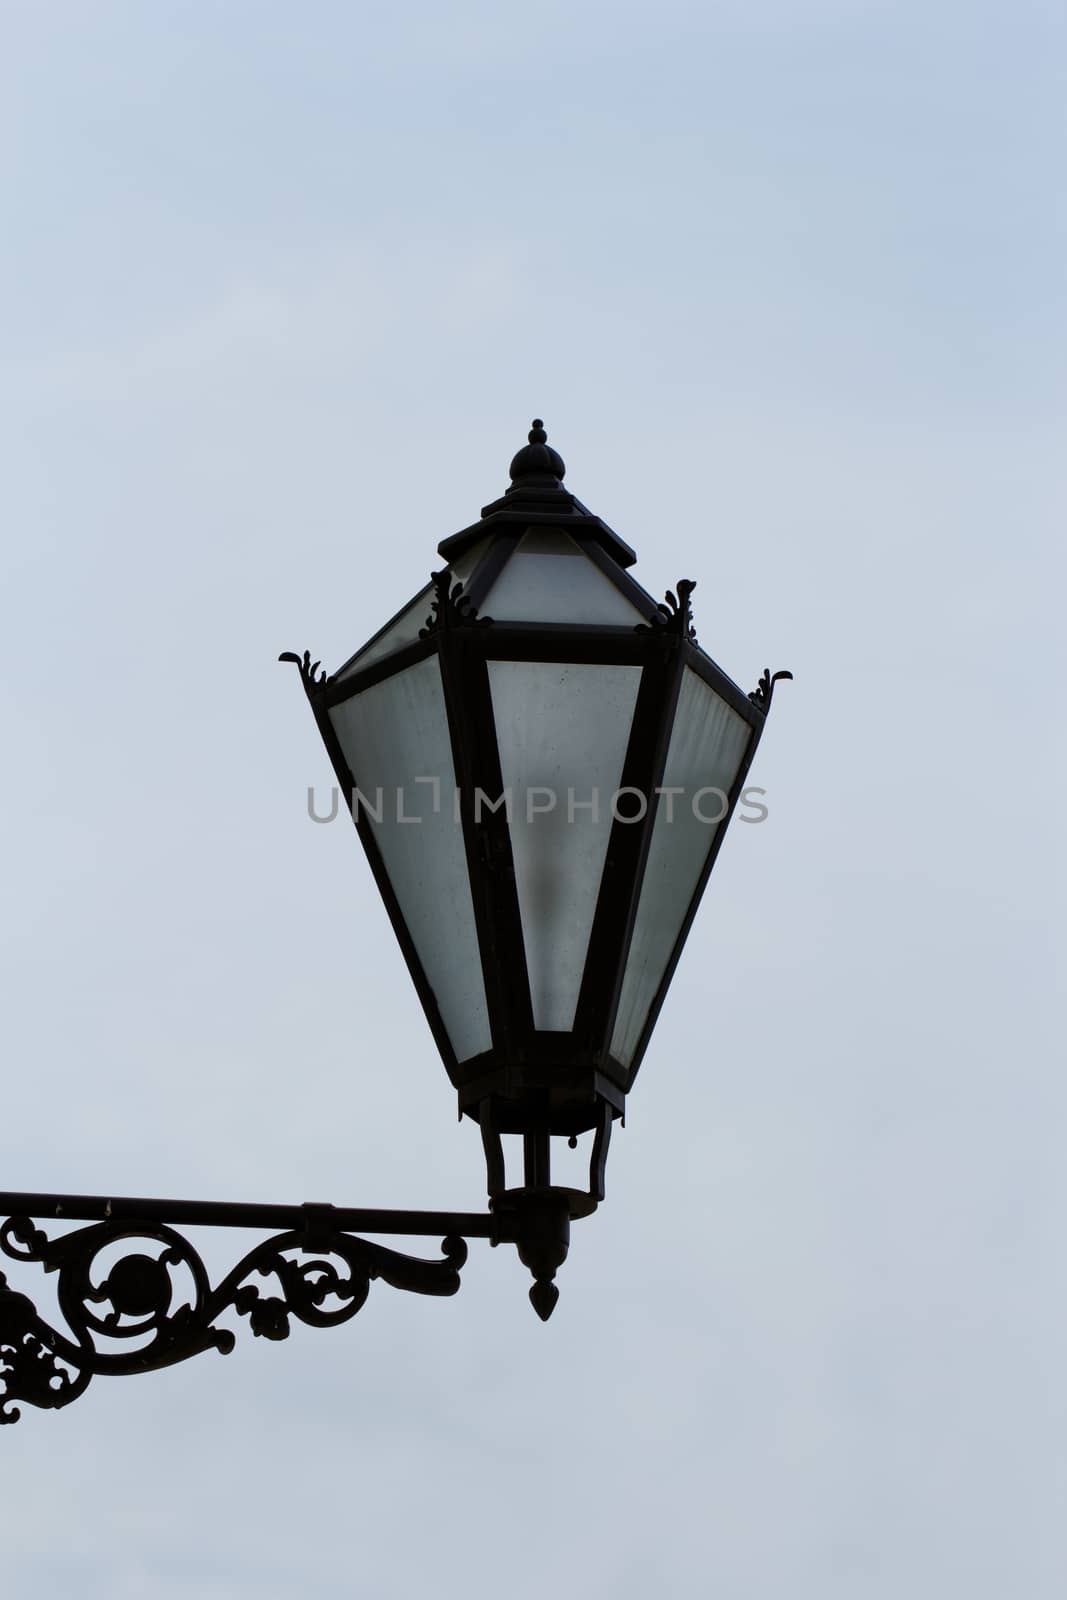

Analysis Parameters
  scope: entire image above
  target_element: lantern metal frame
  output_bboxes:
[0,421,790,1424]
[286,427,787,1161]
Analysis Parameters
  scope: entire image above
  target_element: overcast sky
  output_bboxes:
[1,3,1063,1595]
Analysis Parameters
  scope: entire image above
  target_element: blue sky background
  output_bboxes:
[1,3,1063,1595]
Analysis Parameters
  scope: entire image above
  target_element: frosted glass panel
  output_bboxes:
[334,588,431,680]
[448,535,490,589]
[489,660,642,1031]
[329,655,491,1062]
[334,539,490,681]
[611,668,751,1068]
[482,531,644,625]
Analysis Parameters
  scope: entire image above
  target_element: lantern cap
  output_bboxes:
[508,419,566,488]
[438,418,638,569]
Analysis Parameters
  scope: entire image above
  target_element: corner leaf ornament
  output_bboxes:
[636,579,698,642]
[419,570,491,638]
[278,650,330,697]
[748,668,793,715]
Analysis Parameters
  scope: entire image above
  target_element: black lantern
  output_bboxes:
[283,422,790,1228]
[0,421,790,1422]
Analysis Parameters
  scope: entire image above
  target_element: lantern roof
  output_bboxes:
[438,419,638,570]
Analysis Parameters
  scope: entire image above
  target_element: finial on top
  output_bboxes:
[508,417,565,486]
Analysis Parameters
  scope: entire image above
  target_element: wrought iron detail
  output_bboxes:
[636,579,698,642]
[748,668,793,714]
[418,570,491,638]
[0,1214,466,1423]
[278,649,330,695]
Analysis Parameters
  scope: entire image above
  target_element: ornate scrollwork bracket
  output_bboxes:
[419,570,492,638]
[636,579,698,643]
[748,667,793,715]
[0,1212,466,1425]
[278,649,331,697]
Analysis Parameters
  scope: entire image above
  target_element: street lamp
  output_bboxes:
[0,421,789,1422]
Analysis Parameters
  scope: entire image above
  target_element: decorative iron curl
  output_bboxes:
[748,668,793,714]
[636,579,697,642]
[0,1214,466,1424]
[279,649,330,695]
[419,570,491,637]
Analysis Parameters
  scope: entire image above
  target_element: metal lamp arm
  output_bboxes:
[0,1187,576,1425]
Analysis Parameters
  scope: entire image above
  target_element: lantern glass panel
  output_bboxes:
[329,654,492,1062]
[334,587,431,681]
[610,666,752,1068]
[482,530,645,625]
[335,538,490,682]
[488,659,642,1031]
